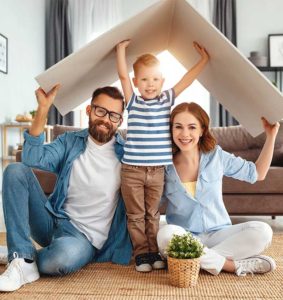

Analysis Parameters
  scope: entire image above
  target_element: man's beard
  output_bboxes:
[88,118,116,143]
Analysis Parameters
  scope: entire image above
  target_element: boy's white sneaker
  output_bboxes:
[0,258,40,292]
[0,246,8,265]
[235,255,276,276]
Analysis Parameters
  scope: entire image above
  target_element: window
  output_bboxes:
[78,51,210,129]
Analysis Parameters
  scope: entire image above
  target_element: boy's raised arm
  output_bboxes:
[116,40,133,104]
[173,42,209,98]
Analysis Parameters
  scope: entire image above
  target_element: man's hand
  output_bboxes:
[35,84,61,111]
[261,117,280,139]
[116,40,131,52]
[29,84,60,137]
[193,41,209,63]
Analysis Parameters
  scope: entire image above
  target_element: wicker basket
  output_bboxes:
[167,256,200,288]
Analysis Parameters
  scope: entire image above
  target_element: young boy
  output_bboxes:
[116,40,209,272]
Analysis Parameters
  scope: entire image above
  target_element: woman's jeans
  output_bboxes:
[2,163,96,276]
[157,221,273,275]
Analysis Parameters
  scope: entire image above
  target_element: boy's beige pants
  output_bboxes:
[121,163,165,257]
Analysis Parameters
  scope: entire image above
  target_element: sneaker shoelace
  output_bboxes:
[149,253,163,263]
[236,258,264,276]
[136,254,150,266]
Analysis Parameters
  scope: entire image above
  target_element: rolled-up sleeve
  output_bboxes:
[22,130,66,173]
[221,148,258,184]
[23,130,45,145]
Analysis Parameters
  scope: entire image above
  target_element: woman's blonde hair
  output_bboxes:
[170,102,216,154]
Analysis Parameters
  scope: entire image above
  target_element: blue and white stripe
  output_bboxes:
[122,89,175,166]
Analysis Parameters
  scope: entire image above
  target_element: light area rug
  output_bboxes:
[0,232,282,300]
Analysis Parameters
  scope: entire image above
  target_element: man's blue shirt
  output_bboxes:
[22,129,132,264]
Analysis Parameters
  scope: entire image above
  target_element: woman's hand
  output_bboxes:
[255,117,280,180]
[261,117,280,139]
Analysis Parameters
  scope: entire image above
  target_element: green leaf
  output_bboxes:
[166,233,204,259]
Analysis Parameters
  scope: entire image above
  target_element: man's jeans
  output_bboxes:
[2,163,96,276]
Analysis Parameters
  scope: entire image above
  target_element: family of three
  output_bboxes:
[0,41,279,292]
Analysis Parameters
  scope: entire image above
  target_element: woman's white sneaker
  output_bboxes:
[0,258,40,292]
[235,255,276,276]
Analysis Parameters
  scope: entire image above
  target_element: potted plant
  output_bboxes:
[166,233,204,288]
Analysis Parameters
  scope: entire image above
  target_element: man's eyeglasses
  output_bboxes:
[91,104,122,123]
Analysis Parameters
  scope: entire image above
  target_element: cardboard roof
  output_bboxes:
[36,0,283,136]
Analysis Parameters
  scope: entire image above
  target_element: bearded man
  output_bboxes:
[0,85,132,292]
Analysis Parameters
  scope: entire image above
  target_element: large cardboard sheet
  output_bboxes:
[36,0,283,136]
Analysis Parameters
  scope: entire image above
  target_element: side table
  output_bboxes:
[1,122,53,159]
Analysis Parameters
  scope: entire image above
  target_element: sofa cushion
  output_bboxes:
[211,121,283,166]
[223,194,283,215]
[33,169,57,195]
[211,125,264,151]
[51,123,283,166]
[223,166,283,194]
[52,125,81,140]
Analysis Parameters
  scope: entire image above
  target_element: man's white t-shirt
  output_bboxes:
[64,136,121,249]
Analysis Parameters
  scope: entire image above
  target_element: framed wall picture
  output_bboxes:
[0,33,8,74]
[268,34,283,67]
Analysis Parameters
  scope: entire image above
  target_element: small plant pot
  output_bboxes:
[167,256,200,288]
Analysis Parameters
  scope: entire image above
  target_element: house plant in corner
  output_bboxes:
[166,233,204,288]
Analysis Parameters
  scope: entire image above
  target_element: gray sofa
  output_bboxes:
[17,122,283,217]
[211,123,283,217]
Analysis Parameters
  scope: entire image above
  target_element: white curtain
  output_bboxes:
[68,0,122,51]
[68,0,122,127]
[186,0,214,22]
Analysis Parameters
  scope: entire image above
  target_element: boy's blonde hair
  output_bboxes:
[133,54,160,75]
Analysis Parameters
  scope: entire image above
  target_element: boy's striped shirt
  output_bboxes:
[122,89,175,166]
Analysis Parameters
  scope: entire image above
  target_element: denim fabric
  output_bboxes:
[2,163,96,275]
[22,129,125,218]
[162,145,258,234]
[38,218,96,275]
[2,129,132,268]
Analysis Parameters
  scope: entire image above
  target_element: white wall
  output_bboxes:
[121,0,160,20]
[0,0,46,157]
[237,0,283,57]
[236,0,283,84]
[121,0,213,21]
